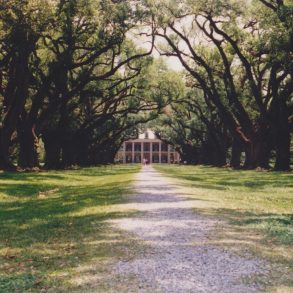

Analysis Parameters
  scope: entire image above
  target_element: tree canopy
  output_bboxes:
[0,0,292,171]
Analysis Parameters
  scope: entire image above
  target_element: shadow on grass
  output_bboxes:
[233,212,293,246]
[0,184,133,234]
[194,207,293,247]
[0,165,140,198]
[191,207,293,290]
[156,165,293,190]
[0,210,138,292]
[154,165,293,289]
[0,166,140,292]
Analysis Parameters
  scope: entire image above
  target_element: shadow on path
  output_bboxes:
[108,166,271,293]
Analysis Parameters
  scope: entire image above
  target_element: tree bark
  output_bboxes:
[0,38,32,170]
[243,139,270,169]
[43,132,62,169]
[230,139,242,168]
[61,140,77,168]
[180,144,198,164]
[274,128,291,171]
[17,122,39,169]
[0,129,16,170]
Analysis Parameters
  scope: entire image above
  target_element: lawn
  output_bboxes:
[155,164,293,291]
[1,164,292,292]
[0,165,141,292]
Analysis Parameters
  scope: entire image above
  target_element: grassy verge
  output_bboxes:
[0,165,141,292]
[154,164,293,292]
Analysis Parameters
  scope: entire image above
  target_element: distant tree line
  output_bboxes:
[148,0,293,170]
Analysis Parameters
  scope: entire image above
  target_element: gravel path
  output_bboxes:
[109,166,270,293]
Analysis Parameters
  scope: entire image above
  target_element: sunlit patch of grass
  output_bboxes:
[155,164,293,291]
[0,165,141,292]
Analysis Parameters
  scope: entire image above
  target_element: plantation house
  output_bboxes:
[116,129,180,164]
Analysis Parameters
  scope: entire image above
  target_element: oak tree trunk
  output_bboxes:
[274,128,291,171]
[17,122,39,169]
[230,139,242,168]
[43,132,62,169]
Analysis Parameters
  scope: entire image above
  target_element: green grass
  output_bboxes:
[0,165,141,292]
[154,164,293,291]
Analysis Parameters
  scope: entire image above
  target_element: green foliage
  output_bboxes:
[143,0,293,170]
[0,0,179,169]
[0,0,292,170]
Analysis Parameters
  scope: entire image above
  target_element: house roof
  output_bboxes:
[138,129,158,140]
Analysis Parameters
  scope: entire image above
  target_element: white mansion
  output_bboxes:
[116,129,180,164]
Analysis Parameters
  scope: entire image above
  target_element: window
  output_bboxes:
[126,143,132,152]
[161,143,168,152]
[161,154,168,163]
[134,143,141,152]
[152,154,159,163]
[145,132,149,139]
[134,154,141,163]
[144,143,150,151]
[152,143,159,152]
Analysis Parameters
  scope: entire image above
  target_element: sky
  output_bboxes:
[128,27,184,72]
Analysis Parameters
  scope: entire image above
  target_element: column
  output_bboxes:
[167,145,171,164]
[159,142,162,163]
[123,142,126,164]
[150,142,153,164]
[132,142,135,163]
[141,141,143,163]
